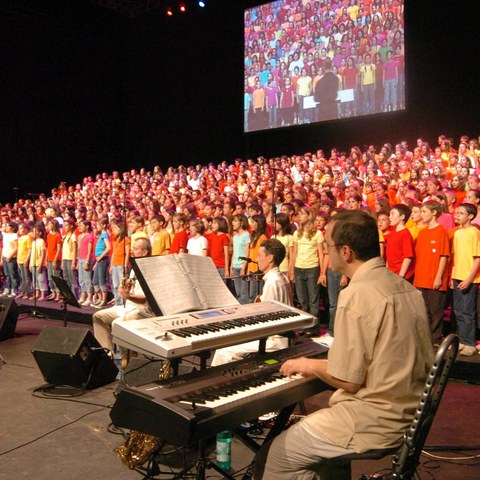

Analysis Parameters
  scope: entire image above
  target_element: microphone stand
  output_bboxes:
[122,182,129,308]
[270,168,285,239]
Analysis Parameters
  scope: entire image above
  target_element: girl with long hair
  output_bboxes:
[246,214,267,302]
[209,216,231,279]
[274,213,294,276]
[77,220,94,306]
[110,219,130,306]
[291,206,324,332]
[92,217,111,308]
[230,214,251,304]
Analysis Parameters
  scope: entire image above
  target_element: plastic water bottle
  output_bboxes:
[216,430,232,470]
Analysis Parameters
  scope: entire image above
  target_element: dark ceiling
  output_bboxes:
[1,0,480,204]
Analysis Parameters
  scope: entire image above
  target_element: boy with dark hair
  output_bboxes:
[385,204,415,280]
[234,202,247,216]
[414,201,450,344]
[451,203,480,356]
[150,215,170,256]
[261,238,287,270]
[211,238,292,366]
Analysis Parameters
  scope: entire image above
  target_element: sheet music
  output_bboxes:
[133,255,199,315]
[132,254,239,316]
[177,254,239,310]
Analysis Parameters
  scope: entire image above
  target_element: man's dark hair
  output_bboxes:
[261,238,286,267]
[330,210,380,261]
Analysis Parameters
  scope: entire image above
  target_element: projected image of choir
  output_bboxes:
[244,0,405,132]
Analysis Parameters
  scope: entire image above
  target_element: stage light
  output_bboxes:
[166,7,173,16]
[179,3,186,13]
[198,1,206,7]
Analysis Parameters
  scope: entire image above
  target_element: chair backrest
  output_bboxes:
[391,334,459,479]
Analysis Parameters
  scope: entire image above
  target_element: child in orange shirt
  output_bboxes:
[414,201,450,344]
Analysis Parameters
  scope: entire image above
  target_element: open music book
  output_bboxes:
[130,253,239,316]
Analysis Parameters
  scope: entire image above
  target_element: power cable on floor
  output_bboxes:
[422,450,480,461]
[0,406,107,457]
[31,385,114,408]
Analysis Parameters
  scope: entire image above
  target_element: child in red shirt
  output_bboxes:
[208,217,231,279]
[385,204,415,280]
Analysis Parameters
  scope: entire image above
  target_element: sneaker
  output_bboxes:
[316,333,334,348]
[93,301,107,309]
[459,344,478,356]
[2,289,10,296]
[81,300,91,307]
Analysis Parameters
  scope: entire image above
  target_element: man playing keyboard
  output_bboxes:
[253,210,433,480]
[211,238,294,366]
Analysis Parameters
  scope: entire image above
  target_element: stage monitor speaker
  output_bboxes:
[0,297,19,341]
[31,326,118,389]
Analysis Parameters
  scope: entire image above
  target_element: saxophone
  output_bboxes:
[120,273,135,308]
[121,273,135,291]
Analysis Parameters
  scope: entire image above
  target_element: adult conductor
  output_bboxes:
[314,57,339,122]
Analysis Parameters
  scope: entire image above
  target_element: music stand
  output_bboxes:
[51,276,81,327]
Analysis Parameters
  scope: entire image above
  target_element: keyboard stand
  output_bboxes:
[234,403,296,453]
[193,438,237,480]
[116,341,307,479]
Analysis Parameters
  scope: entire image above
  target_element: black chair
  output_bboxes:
[321,333,459,480]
